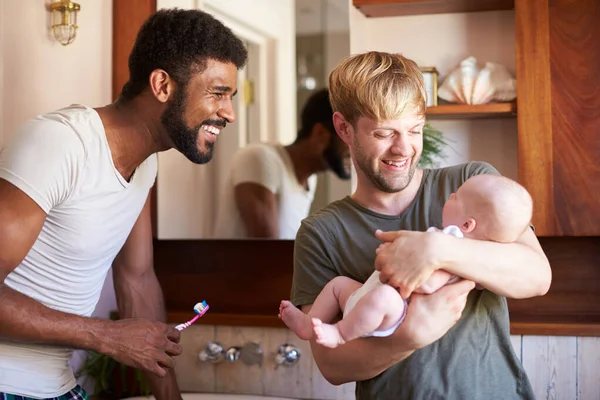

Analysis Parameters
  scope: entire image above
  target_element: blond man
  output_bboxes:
[289,51,550,399]
[280,174,533,347]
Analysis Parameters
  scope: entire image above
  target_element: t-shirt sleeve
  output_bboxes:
[463,160,500,179]
[0,119,85,213]
[290,219,339,307]
[229,145,281,193]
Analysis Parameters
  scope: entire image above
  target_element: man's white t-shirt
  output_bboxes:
[213,143,317,239]
[0,105,157,397]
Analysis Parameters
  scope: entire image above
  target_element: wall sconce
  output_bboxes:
[49,0,81,46]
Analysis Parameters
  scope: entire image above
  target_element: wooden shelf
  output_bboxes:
[166,312,600,337]
[353,0,514,18]
[426,102,517,119]
[510,321,600,337]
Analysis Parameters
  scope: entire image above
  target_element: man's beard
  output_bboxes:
[161,87,225,164]
[353,135,419,193]
[323,141,351,180]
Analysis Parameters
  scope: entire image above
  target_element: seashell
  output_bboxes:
[438,57,516,105]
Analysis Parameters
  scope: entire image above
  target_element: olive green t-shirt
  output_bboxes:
[291,161,535,400]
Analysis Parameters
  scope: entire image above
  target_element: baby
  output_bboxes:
[279,174,533,348]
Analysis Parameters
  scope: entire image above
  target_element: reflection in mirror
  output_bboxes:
[156,0,351,240]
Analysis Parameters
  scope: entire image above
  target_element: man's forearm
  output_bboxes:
[0,284,111,352]
[440,234,551,299]
[310,335,413,385]
[114,269,180,399]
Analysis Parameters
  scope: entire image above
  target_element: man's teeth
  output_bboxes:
[383,159,407,167]
[203,125,221,135]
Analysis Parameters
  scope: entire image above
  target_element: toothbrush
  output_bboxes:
[175,300,210,331]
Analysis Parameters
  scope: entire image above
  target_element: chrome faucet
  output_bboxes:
[198,341,225,363]
[274,343,301,369]
[200,341,264,366]
[225,346,241,363]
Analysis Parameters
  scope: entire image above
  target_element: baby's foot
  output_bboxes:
[312,318,345,348]
[278,300,313,340]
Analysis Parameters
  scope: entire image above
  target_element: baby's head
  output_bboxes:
[442,174,533,242]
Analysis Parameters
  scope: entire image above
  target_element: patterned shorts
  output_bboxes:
[0,385,88,400]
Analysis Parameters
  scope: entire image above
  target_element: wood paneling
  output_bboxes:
[578,337,600,400]
[112,0,156,101]
[507,237,600,331]
[516,0,600,235]
[549,0,600,236]
[172,325,598,399]
[154,239,295,316]
[156,238,600,336]
[174,325,355,399]
[352,0,514,18]
[112,0,158,236]
[522,336,578,400]
[511,322,600,337]
[515,0,554,236]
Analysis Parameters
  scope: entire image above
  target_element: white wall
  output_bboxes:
[202,0,296,145]
[0,0,113,390]
[349,6,518,180]
[0,0,112,148]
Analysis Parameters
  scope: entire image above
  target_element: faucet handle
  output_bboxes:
[198,341,225,363]
[225,346,241,363]
[275,343,301,369]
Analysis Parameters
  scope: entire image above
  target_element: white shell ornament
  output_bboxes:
[438,56,516,105]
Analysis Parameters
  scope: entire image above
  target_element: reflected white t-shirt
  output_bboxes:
[0,105,157,397]
[213,143,317,239]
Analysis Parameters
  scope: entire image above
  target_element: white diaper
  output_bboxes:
[343,271,407,338]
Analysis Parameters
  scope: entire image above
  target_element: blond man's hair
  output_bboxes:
[328,51,427,125]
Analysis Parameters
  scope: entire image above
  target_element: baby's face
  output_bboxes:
[442,188,467,228]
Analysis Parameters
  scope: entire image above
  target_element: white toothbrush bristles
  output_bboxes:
[194,300,208,313]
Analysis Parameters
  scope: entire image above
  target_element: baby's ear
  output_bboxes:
[462,218,477,234]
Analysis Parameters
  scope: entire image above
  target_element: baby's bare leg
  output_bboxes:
[279,276,362,340]
[415,270,455,294]
[313,284,405,348]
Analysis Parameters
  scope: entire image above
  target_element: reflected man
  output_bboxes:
[213,89,351,239]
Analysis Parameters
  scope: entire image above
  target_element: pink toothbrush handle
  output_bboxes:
[175,304,210,331]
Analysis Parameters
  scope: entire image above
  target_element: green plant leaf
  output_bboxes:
[77,350,152,396]
[420,121,451,168]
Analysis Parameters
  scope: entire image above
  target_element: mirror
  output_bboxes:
[156,0,351,240]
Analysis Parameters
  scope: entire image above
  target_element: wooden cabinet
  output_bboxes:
[352,0,600,335]
[355,0,600,237]
[516,0,600,236]
[510,0,600,334]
